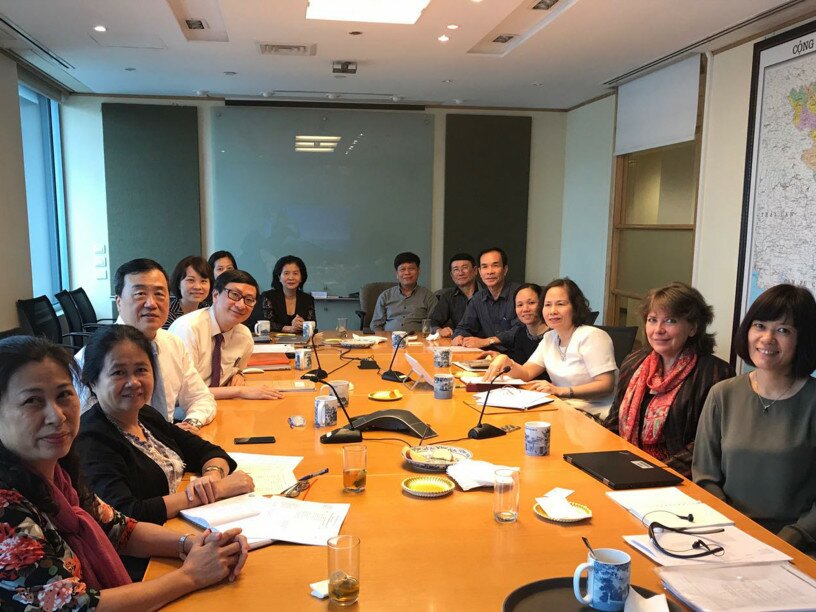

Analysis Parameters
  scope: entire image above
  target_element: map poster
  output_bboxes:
[734,19,816,370]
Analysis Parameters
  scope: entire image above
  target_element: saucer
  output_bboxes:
[402,476,455,498]
[532,501,592,523]
[368,390,403,402]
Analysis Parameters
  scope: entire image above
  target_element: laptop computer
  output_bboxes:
[563,450,682,490]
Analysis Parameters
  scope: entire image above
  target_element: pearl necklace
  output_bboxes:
[750,371,795,413]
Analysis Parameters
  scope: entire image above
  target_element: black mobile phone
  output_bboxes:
[234,436,276,444]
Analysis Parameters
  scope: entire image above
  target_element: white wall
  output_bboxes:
[694,44,755,360]
[0,55,32,330]
[559,95,616,314]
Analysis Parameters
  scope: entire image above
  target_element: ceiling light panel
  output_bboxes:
[295,135,342,153]
[306,0,432,25]
[166,0,229,42]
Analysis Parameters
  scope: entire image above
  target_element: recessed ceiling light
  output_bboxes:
[531,82,544,87]
[453,99,464,105]
[93,25,107,32]
[307,0,431,25]
[391,95,402,102]
[224,71,237,76]
[261,91,274,97]
[447,24,459,30]
[442,79,454,84]
[438,34,450,43]
[327,93,338,100]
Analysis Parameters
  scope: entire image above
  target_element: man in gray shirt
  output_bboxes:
[370,252,437,333]
[430,252,479,338]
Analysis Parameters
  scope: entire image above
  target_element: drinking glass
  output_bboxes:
[493,468,519,523]
[421,318,432,336]
[337,317,348,338]
[328,535,360,606]
[343,444,367,492]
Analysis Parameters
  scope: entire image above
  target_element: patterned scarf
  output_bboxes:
[46,465,132,589]
[618,349,698,458]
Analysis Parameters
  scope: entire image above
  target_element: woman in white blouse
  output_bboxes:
[484,277,617,418]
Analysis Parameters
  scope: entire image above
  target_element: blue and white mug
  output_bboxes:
[573,548,630,611]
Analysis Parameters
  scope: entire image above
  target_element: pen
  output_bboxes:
[298,467,329,482]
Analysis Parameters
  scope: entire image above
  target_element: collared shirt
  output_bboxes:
[429,285,475,331]
[453,281,521,346]
[74,320,217,425]
[370,285,438,332]
[169,307,253,387]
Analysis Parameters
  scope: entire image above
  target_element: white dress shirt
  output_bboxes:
[168,307,253,387]
[528,325,618,418]
[74,320,217,425]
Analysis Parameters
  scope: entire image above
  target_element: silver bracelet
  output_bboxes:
[203,465,226,479]
[178,533,193,560]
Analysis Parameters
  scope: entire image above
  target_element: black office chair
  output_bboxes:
[56,290,104,340]
[70,287,115,329]
[0,327,24,341]
[17,296,88,352]
[595,325,638,367]
[355,281,397,332]
[585,310,600,325]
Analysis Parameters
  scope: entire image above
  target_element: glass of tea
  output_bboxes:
[342,444,367,493]
[328,535,360,607]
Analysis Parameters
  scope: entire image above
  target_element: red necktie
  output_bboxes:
[211,333,224,387]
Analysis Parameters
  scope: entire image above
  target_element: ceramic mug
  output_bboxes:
[433,347,452,368]
[320,380,351,408]
[302,320,316,340]
[391,331,408,349]
[314,395,339,428]
[254,320,271,336]
[433,373,454,400]
[294,348,313,370]
[524,421,551,456]
[573,548,631,612]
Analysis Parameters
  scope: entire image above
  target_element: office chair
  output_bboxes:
[355,281,397,332]
[595,325,638,367]
[70,287,115,329]
[17,296,88,352]
[56,291,104,341]
[585,310,600,325]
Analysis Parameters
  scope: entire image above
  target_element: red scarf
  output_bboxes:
[47,465,132,589]
[618,349,698,459]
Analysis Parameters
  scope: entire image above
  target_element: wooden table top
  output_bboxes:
[145,335,816,610]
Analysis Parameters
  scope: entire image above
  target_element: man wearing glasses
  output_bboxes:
[170,269,283,401]
[429,253,479,338]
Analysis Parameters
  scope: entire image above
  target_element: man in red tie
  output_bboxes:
[169,269,282,401]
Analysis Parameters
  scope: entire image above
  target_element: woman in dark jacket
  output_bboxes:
[249,255,316,332]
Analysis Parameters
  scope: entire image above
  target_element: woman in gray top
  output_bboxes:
[693,284,816,552]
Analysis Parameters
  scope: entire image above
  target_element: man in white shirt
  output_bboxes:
[74,258,216,432]
[169,269,283,401]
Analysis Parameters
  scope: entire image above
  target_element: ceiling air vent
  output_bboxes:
[531,0,559,9]
[258,42,317,57]
[492,34,516,44]
[332,61,357,75]
[184,19,208,30]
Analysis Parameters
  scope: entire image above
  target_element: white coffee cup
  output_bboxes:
[524,421,551,456]
[433,347,452,368]
[295,348,313,370]
[302,320,316,340]
[320,380,351,408]
[314,395,339,427]
[433,373,455,400]
[391,331,408,349]
[254,320,271,336]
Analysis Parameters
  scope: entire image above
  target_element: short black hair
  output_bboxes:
[214,269,260,296]
[394,252,420,269]
[208,250,237,271]
[542,277,592,327]
[81,324,156,390]
[478,247,508,267]
[734,283,816,378]
[169,255,214,300]
[113,259,168,297]
[448,253,476,269]
[513,282,543,302]
[272,255,308,292]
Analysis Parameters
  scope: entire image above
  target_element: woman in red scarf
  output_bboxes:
[0,336,248,611]
[604,283,734,477]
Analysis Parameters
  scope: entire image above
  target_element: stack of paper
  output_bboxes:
[252,343,295,354]
[656,562,816,611]
[472,387,554,410]
[462,374,527,386]
[352,334,387,344]
[447,459,518,491]
[607,487,733,529]
[228,452,301,496]
[181,493,350,549]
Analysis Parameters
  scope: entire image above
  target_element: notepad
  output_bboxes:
[607,487,734,529]
[180,493,350,548]
[227,452,301,496]
[472,388,554,410]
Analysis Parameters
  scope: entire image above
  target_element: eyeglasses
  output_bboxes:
[648,521,725,559]
[225,288,257,307]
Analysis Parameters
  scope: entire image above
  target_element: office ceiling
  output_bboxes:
[0,0,812,109]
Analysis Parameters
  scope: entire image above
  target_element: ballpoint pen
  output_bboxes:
[297,467,329,481]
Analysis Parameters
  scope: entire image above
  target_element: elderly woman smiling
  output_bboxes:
[76,325,253,576]
[0,336,248,610]
[604,283,734,477]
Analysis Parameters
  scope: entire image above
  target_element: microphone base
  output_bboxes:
[468,424,507,440]
[302,368,328,381]
[381,370,408,382]
[320,427,364,444]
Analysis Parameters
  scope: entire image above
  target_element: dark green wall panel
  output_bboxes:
[102,103,201,286]
[443,114,531,285]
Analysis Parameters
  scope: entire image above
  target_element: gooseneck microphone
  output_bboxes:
[301,329,327,381]
[468,365,511,440]
[381,332,409,382]
[316,379,363,444]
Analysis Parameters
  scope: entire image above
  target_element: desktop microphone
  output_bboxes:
[381,332,409,382]
[468,365,511,440]
[301,330,327,381]
[316,379,363,444]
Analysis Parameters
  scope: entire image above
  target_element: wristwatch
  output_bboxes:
[183,418,203,429]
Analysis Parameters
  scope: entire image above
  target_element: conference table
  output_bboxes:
[145,334,816,610]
